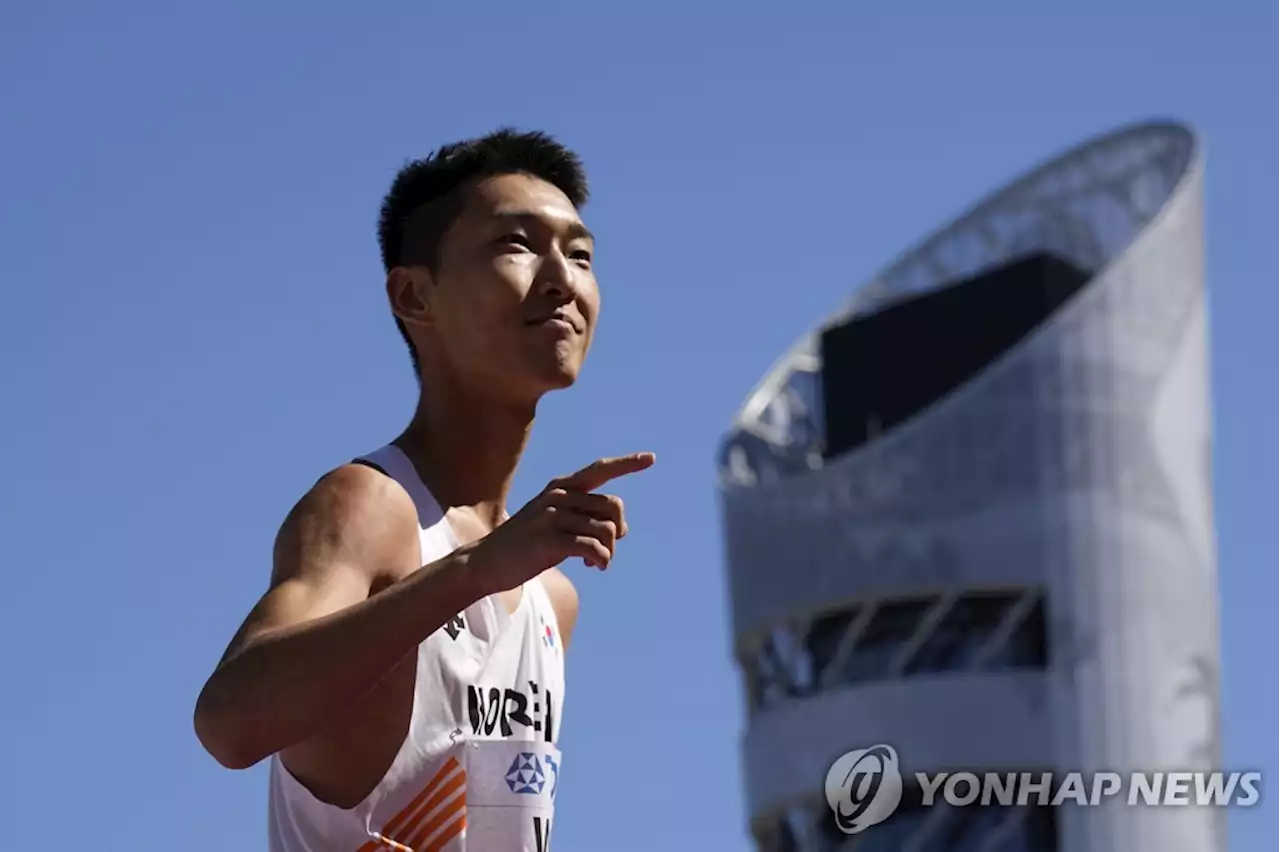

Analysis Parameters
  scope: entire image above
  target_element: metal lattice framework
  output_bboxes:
[745,588,1047,714]
[718,121,1195,490]
[717,120,1220,852]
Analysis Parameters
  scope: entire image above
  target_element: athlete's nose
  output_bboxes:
[533,250,579,303]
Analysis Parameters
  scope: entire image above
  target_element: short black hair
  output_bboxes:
[376,127,590,376]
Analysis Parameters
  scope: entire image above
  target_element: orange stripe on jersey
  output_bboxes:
[420,810,466,852]
[397,774,465,849]
[356,757,467,852]
[360,839,414,852]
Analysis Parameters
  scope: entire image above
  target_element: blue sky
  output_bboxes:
[0,3,1273,850]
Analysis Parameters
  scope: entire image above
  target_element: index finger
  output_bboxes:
[551,452,656,492]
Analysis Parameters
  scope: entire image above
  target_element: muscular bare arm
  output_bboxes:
[194,451,654,770]
[193,463,484,770]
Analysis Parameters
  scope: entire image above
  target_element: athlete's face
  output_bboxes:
[391,173,599,401]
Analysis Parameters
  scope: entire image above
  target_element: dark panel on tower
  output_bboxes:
[820,252,1091,460]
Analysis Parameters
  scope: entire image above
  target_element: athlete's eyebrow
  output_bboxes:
[490,210,594,243]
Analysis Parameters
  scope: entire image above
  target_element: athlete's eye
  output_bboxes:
[569,249,592,264]
[499,233,532,250]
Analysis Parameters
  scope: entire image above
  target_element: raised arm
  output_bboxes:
[194,450,655,770]
[192,463,482,769]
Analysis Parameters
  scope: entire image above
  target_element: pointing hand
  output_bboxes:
[467,453,656,594]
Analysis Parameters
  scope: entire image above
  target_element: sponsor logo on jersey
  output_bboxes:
[442,613,467,641]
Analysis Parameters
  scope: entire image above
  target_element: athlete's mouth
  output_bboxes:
[526,312,582,333]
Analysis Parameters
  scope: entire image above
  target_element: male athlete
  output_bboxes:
[194,128,654,852]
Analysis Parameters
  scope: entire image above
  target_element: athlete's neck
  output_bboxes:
[396,373,534,528]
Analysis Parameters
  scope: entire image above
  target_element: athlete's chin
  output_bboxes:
[533,363,582,392]
[525,351,586,393]
[498,363,582,405]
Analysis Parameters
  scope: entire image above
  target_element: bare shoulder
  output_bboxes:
[272,462,420,589]
[538,567,580,650]
[207,462,423,676]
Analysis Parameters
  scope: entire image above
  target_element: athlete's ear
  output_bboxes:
[387,266,434,328]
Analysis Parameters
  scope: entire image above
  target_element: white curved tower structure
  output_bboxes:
[716,121,1220,852]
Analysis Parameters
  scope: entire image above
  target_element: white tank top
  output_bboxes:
[267,444,566,852]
